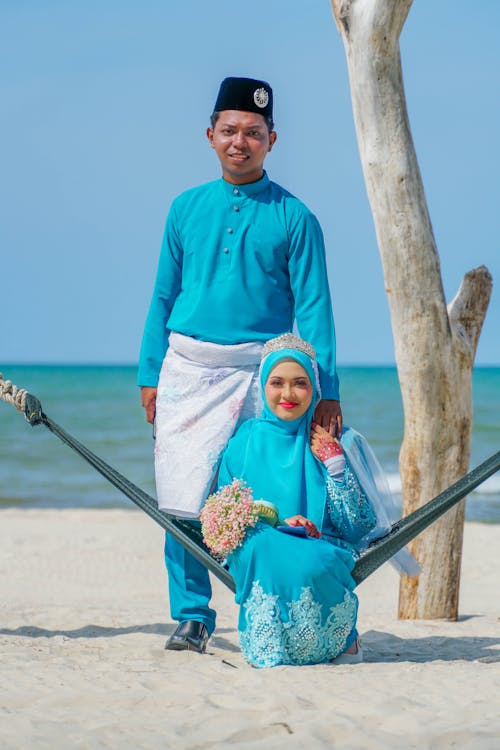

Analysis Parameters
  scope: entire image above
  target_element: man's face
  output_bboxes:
[207,110,277,185]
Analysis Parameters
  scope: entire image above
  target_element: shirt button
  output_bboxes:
[233,205,239,212]
[227,227,233,234]
[223,247,229,254]
[233,188,239,195]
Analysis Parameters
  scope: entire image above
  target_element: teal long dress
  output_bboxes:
[222,466,376,668]
[216,346,377,668]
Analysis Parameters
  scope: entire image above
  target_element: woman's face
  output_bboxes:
[264,359,313,421]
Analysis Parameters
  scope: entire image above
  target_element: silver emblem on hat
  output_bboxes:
[254,87,269,108]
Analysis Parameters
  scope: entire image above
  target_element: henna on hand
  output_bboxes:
[310,422,343,462]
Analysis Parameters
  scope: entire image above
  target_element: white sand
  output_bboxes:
[0,510,498,749]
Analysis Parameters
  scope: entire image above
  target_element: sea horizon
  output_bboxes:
[1,364,499,522]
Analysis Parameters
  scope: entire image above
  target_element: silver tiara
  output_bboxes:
[261,333,316,361]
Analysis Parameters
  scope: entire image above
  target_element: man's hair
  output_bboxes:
[210,111,275,133]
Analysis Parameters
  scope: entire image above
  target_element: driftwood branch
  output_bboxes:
[330,0,492,618]
[448,266,493,363]
[331,0,412,40]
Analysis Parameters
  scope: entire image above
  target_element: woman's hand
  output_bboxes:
[283,515,322,538]
[310,422,343,462]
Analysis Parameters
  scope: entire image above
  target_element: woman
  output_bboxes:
[215,334,381,668]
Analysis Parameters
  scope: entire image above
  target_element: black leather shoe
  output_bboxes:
[165,621,209,653]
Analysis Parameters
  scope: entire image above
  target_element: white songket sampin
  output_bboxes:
[154,333,262,517]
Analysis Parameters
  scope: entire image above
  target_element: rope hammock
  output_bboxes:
[1,372,499,588]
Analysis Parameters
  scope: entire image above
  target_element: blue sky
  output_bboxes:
[1,0,498,365]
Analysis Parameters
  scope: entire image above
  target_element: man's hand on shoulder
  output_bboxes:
[313,399,343,438]
[141,386,157,424]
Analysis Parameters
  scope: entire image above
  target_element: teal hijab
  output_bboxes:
[218,348,328,528]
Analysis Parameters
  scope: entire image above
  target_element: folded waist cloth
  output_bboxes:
[154,333,263,516]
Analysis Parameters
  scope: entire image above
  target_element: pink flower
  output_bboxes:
[200,479,259,560]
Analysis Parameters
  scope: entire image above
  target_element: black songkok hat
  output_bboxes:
[212,77,273,119]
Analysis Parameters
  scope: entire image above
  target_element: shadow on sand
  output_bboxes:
[362,628,500,664]
[1,623,497,663]
[0,622,238,642]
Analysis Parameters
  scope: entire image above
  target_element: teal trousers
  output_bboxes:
[164,527,216,636]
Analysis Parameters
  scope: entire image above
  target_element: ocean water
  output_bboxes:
[1,365,499,522]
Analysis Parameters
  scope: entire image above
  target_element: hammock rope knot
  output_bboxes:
[0,373,28,414]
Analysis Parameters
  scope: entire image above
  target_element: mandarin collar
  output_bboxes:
[221,171,270,198]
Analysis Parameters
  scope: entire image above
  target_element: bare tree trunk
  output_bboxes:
[330,0,492,618]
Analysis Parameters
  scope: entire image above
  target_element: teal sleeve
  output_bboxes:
[287,210,340,400]
[137,203,183,386]
[326,466,377,544]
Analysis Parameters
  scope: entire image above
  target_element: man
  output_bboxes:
[138,77,342,653]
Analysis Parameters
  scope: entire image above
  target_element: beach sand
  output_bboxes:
[0,510,498,749]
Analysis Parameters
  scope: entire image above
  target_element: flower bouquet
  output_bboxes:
[200,480,280,560]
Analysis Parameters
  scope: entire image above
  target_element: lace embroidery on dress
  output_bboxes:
[239,581,357,668]
[326,466,377,542]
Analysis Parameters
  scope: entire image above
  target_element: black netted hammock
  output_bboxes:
[1,373,499,590]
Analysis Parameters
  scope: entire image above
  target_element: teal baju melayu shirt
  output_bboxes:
[138,172,340,399]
